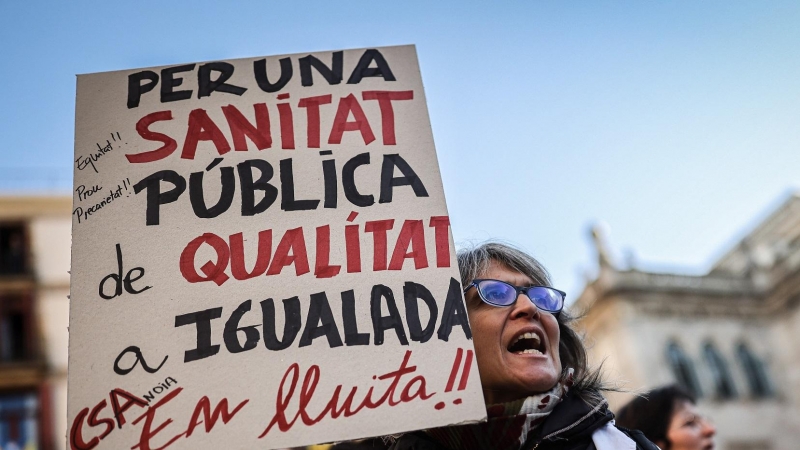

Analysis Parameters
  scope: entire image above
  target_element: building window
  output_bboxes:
[0,225,27,275]
[736,343,774,398]
[702,342,737,399]
[0,294,35,363]
[667,342,702,398]
[0,392,38,449]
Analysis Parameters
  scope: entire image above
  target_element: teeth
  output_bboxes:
[519,348,542,355]
[511,332,541,346]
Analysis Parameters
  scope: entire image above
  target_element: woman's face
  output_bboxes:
[465,261,561,404]
[662,401,716,450]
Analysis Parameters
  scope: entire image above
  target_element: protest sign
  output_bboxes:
[69,45,486,449]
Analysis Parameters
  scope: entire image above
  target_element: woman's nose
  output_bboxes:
[510,293,539,319]
[701,419,716,437]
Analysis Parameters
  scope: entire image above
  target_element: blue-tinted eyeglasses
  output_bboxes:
[463,279,566,314]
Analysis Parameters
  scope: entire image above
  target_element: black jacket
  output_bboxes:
[390,391,659,450]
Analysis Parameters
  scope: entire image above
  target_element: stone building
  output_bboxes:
[0,196,71,450]
[574,194,800,450]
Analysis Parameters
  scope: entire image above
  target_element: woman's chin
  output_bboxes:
[504,354,560,395]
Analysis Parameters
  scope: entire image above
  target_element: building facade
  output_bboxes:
[575,194,800,450]
[0,197,71,450]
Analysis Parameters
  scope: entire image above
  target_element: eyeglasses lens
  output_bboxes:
[477,280,517,306]
[527,287,563,312]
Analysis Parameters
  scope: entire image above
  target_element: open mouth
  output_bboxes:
[507,331,545,355]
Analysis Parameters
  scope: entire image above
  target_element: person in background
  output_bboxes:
[616,385,716,450]
[390,242,658,450]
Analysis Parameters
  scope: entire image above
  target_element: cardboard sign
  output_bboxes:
[69,45,486,449]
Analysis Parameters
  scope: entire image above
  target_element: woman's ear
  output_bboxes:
[655,439,668,450]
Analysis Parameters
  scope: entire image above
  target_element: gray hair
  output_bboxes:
[457,241,609,401]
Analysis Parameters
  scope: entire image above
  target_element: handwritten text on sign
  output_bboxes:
[69,46,486,450]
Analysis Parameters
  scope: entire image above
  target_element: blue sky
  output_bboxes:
[2,1,799,295]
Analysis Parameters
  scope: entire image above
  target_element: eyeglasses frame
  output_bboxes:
[463,278,566,315]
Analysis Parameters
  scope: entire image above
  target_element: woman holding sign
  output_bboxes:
[390,243,658,450]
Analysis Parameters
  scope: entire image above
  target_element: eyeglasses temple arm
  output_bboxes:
[462,282,474,295]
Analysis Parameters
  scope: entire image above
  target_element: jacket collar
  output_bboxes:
[529,390,614,445]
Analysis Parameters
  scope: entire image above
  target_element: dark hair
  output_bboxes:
[457,241,609,403]
[615,384,696,448]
